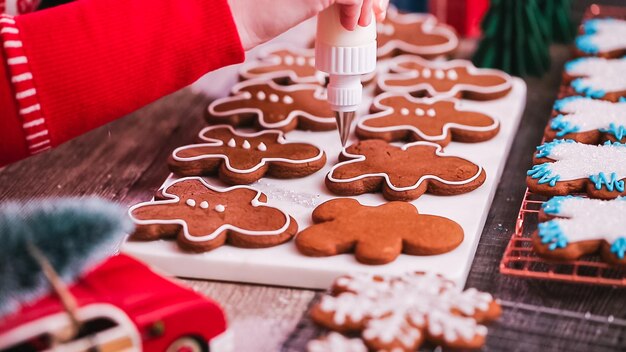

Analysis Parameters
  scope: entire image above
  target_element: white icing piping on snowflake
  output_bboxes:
[172,125,325,174]
[357,92,499,142]
[538,141,626,181]
[580,19,626,53]
[128,176,291,242]
[327,141,484,192]
[378,55,513,98]
[553,98,626,135]
[207,78,335,129]
[307,332,367,352]
[566,57,626,93]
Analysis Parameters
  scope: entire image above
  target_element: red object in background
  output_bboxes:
[429,0,489,38]
[0,254,233,352]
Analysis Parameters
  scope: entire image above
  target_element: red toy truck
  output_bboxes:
[0,254,233,352]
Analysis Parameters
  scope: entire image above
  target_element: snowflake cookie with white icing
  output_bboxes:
[563,57,626,101]
[356,92,500,146]
[310,272,501,351]
[378,55,513,100]
[527,140,626,199]
[533,196,626,265]
[326,139,486,201]
[128,177,297,252]
[576,18,626,58]
[206,78,335,132]
[168,125,326,184]
[545,96,626,144]
[307,332,367,352]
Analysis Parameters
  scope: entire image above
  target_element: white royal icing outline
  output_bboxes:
[128,177,292,242]
[172,125,325,174]
[207,78,336,130]
[378,55,513,99]
[327,140,484,192]
[357,92,500,143]
[377,6,459,58]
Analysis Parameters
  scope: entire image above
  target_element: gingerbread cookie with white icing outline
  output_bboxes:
[326,139,486,201]
[575,18,626,58]
[532,196,626,265]
[356,91,500,146]
[239,46,325,85]
[206,78,336,132]
[377,55,513,100]
[295,198,463,265]
[545,96,626,144]
[377,6,458,59]
[168,125,326,184]
[527,140,626,199]
[128,177,297,252]
[310,272,501,351]
[562,57,626,102]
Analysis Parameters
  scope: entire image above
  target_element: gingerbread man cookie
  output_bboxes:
[377,55,513,100]
[295,198,463,264]
[377,6,458,59]
[527,140,626,199]
[326,139,486,201]
[533,196,626,265]
[239,46,324,85]
[128,177,297,252]
[310,272,501,351]
[169,125,326,184]
[576,18,626,58]
[357,92,500,146]
[563,57,626,101]
[207,78,336,132]
[545,96,626,144]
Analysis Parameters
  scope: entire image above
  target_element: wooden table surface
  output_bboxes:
[1,1,625,351]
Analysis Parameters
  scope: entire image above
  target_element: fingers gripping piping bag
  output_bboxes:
[316,4,377,146]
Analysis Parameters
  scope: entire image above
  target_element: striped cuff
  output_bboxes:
[0,14,50,155]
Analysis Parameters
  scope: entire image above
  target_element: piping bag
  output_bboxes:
[315,5,377,146]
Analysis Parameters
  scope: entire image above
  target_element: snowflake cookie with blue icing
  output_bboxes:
[564,57,626,101]
[533,196,626,265]
[576,18,626,58]
[527,139,626,199]
[545,96,626,143]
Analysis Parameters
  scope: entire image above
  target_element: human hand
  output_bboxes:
[229,0,389,50]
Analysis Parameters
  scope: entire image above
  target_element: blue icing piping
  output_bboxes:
[535,139,575,158]
[611,238,626,260]
[581,18,608,34]
[528,164,561,187]
[564,57,588,72]
[603,140,626,147]
[553,96,585,111]
[541,195,576,215]
[619,97,626,103]
[550,115,580,137]
[589,172,625,192]
[571,78,606,98]
[538,221,569,250]
[600,123,626,141]
[576,35,599,54]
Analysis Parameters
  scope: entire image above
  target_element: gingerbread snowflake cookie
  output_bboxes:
[576,18,626,58]
[206,78,335,132]
[169,125,326,184]
[310,272,501,351]
[307,332,367,352]
[563,57,626,101]
[545,96,626,144]
[296,198,463,264]
[326,139,485,201]
[239,46,324,85]
[128,177,297,252]
[527,140,626,199]
[357,92,500,146]
[378,55,513,100]
[377,7,458,58]
[533,196,626,265]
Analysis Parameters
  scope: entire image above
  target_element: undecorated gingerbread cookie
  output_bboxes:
[310,272,501,351]
[169,125,326,184]
[295,198,463,264]
[545,96,626,144]
[576,18,626,58]
[378,55,512,100]
[377,7,458,58]
[357,92,500,145]
[326,139,486,201]
[239,46,324,85]
[206,78,336,132]
[527,140,626,199]
[128,177,297,252]
[533,196,626,265]
[563,57,626,101]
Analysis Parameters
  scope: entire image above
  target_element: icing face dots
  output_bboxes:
[257,142,267,152]
[282,95,293,104]
[550,97,626,141]
[576,19,626,56]
[186,199,196,207]
[227,138,236,148]
[215,204,226,213]
[565,57,626,98]
[242,140,251,149]
[200,201,209,209]
[256,91,266,100]
[400,108,409,115]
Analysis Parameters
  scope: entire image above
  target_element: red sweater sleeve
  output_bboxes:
[0,0,244,166]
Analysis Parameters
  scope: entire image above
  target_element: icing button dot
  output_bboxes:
[427,108,436,117]
[416,108,425,116]
[447,70,458,80]
[258,142,268,151]
[215,204,226,212]
[186,199,196,207]
[400,108,410,116]
[284,55,294,65]
[227,138,236,147]
[269,94,279,103]
[308,57,315,66]
[242,140,251,149]
[296,56,306,66]
[283,95,294,104]
[422,68,432,78]
[257,91,266,101]
[200,201,209,209]
[435,69,445,79]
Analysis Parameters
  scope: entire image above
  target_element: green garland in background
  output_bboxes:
[538,0,576,44]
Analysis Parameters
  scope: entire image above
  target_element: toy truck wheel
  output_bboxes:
[166,336,206,352]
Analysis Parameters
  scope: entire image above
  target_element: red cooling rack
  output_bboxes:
[499,189,626,287]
